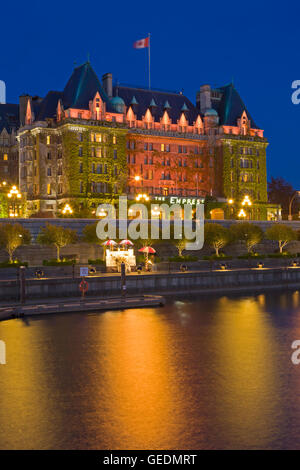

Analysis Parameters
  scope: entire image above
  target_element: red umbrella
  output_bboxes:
[102,240,117,246]
[138,246,156,254]
[119,239,134,246]
[138,246,156,270]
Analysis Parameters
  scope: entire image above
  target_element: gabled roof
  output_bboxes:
[0,103,19,132]
[63,62,112,110]
[114,85,200,124]
[212,83,260,129]
[29,62,116,121]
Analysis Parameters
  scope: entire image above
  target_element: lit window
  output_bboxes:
[161,144,165,152]
[3,154,8,161]
[46,136,51,145]
[113,136,117,144]
[47,184,51,195]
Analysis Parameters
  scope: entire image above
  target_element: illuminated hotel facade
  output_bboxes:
[15,61,277,219]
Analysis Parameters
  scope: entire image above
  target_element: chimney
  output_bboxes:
[19,94,31,126]
[199,84,211,113]
[102,73,113,98]
[0,80,6,104]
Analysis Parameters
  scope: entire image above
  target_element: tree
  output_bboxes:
[0,223,31,263]
[172,237,187,257]
[230,222,263,253]
[265,224,296,253]
[204,223,230,256]
[268,177,295,216]
[168,225,188,257]
[37,224,77,261]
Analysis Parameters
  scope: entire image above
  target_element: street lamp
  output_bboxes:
[136,193,149,202]
[131,174,150,202]
[288,191,300,221]
[7,186,22,217]
[62,203,73,215]
[238,208,246,218]
[151,206,160,217]
[242,195,252,206]
[97,208,107,218]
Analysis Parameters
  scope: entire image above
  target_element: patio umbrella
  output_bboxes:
[102,240,117,250]
[119,239,134,247]
[138,246,156,269]
[138,246,156,254]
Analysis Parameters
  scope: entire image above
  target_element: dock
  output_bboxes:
[0,295,166,321]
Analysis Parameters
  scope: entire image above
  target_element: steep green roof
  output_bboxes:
[63,62,111,110]
[213,83,260,129]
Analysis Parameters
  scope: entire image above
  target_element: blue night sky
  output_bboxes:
[1,0,299,187]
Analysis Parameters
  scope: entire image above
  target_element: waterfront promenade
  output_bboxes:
[0,263,299,306]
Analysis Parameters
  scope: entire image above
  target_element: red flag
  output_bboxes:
[133,37,149,49]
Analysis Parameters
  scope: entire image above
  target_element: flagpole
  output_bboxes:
[148,32,151,89]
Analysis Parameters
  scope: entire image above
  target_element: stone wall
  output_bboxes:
[0,218,299,265]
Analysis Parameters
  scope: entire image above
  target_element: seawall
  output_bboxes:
[2,267,300,302]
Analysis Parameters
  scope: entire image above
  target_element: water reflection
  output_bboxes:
[0,290,300,449]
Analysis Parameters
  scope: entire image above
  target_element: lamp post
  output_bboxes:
[227,198,235,218]
[238,208,246,219]
[241,195,252,219]
[61,203,73,216]
[133,175,149,202]
[7,186,21,218]
[288,191,300,221]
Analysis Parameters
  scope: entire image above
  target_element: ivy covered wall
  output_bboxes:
[60,124,127,215]
[220,136,268,203]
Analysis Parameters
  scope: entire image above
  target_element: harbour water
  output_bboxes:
[0,290,300,449]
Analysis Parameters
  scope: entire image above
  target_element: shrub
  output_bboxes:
[237,253,266,259]
[88,258,105,265]
[0,260,28,268]
[42,259,76,266]
[168,255,198,262]
[203,254,232,260]
[267,253,294,258]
